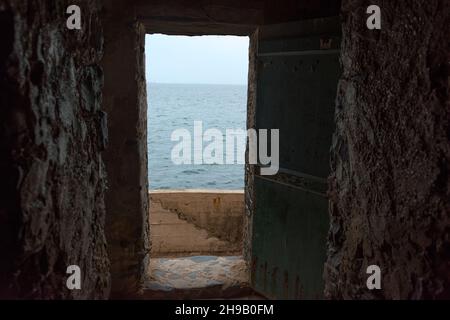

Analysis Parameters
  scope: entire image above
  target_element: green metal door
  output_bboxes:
[251,17,341,299]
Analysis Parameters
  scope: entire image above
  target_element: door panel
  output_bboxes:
[251,17,341,299]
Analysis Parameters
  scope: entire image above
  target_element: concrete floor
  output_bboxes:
[143,256,261,299]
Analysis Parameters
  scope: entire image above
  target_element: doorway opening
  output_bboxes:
[102,11,340,299]
[143,34,257,298]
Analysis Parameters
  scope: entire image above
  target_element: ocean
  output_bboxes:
[147,83,247,190]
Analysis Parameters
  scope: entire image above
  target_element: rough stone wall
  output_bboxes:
[0,0,110,299]
[325,0,449,299]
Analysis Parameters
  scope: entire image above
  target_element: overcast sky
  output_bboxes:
[145,34,249,85]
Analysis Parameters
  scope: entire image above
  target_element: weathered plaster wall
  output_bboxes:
[150,191,243,257]
[101,1,149,298]
[325,0,450,299]
[0,0,110,299]
[243,32,258,265]
[151,191,244,244]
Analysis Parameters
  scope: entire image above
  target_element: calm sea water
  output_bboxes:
[147,83,247,190]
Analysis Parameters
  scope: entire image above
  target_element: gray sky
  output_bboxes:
[145,34,249,85]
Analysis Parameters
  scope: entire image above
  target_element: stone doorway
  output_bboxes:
[101,1,339,299]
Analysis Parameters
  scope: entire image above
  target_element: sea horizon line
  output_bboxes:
[147,81,247,86]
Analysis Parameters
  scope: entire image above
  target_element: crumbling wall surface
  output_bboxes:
[325,1,449,299]
[0,0,110,299]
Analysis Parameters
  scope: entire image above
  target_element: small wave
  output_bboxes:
[181,169,201,175]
